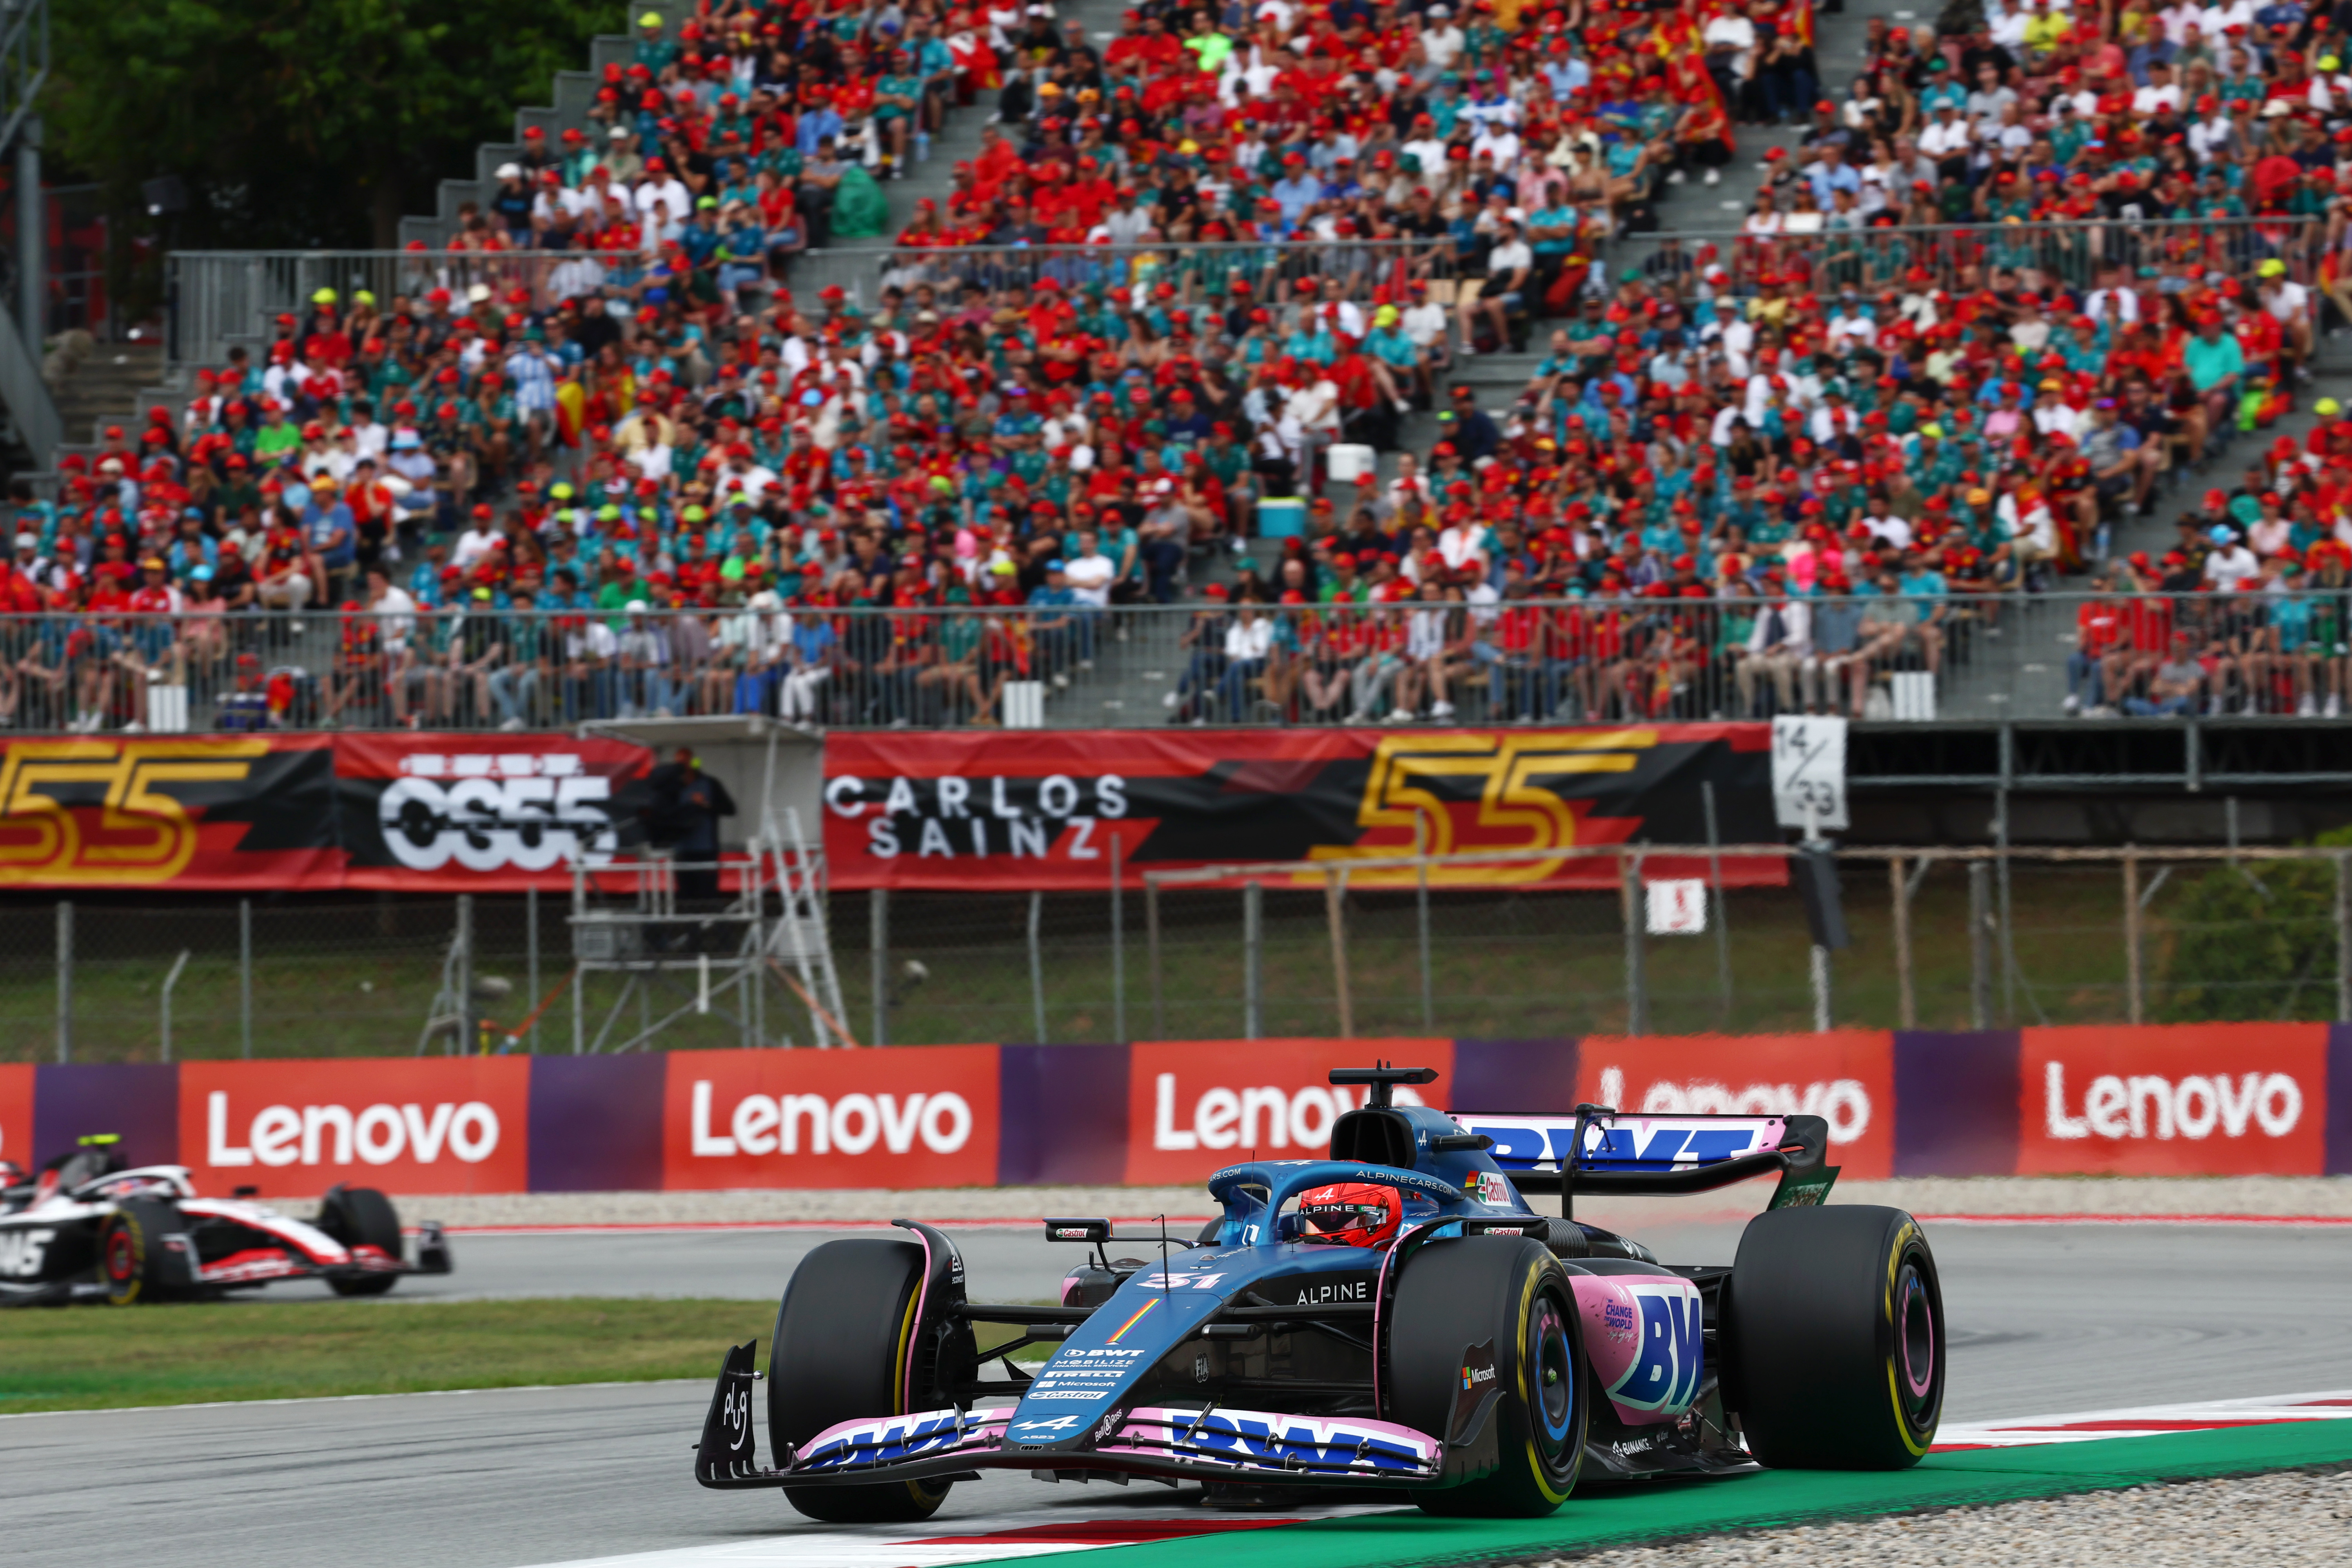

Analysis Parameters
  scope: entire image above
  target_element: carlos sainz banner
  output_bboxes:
[824,726,1779,891]
[0,734,651,891]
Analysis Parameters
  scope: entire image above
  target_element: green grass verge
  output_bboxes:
[1052,1423,2352,1568]
[0,1296,772,1414]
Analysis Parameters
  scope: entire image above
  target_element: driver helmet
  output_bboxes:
[1298,1182,1401,1249]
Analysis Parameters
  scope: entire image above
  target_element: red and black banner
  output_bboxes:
[823,726,1781,891]
[0,734,652,891]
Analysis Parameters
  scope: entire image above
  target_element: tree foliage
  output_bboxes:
[46,0,622,284]
[2157,827,2352,1022]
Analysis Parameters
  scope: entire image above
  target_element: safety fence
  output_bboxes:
[9,592,2350,735]
[163,240,1473,372]
[13,841,2352,1065]
[2,1025,2344,1194]
[165,216,2334,376]
[1622,216,2331,298]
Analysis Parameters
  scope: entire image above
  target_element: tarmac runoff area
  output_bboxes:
[5,1181,2349,1568]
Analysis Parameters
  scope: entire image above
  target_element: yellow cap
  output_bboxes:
[639,10,662,25]
[2318,399,2343,417]
[2324,55,2341,70]
[2259,258,2287,278]
[312,287,337,304]
[1375,305,1399,326]
[1967,488,1991,506]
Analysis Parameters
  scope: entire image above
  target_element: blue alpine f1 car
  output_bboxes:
[695,1065,1945,1520]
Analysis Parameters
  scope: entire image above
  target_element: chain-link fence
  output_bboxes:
[10,837,2348,1062]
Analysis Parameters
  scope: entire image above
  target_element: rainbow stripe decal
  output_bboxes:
[1105,1298,1160,1344]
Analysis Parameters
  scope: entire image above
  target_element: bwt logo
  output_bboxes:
[2042,1063,2303,1141]
[688,1081,974,1157]
[1151,1073,1423,1152]
[207,1090,499,1168]
[379,752,619,872]
[1596,1066,1871,1145]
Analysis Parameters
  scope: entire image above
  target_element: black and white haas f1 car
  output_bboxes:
[694,1066,1945,1520]
[0,1135,454,1305]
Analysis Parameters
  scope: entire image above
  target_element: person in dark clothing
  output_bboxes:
[643,748,737,916]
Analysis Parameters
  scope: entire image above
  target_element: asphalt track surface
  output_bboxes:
[9,1219,2350,1568]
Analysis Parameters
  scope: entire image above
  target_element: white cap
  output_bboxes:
[626,599,650,613]
[497,162,523,179]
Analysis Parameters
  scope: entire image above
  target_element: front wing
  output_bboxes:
[694,1343,1443,1491]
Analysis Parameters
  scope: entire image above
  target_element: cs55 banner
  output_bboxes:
[824,726,1781,890]
[0,733,652,890]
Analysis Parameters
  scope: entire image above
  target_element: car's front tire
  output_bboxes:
[771,1238,954,1524]
[1724,1205,1945,1469]
[1388,1235,1586,1517]
[99,1197,184,1306]
[318,1185,404,1297]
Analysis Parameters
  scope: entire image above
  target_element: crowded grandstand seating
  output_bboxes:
[17,0,2352,731]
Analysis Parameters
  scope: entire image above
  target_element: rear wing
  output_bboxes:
[1452,1106,1837,1216]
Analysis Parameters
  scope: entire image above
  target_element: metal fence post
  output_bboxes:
[54,900,71,1063]
[1701,780,1732,1016]
[2337,851,2350,1026]
[1967,862,1992,1031]
[1243,881,1263,1041]
[1027,890,1047,1044]
[1414,811,1434,1029]
[526,886,541,1053]
[1889,856,1915,1029]
[1146,875,1164,1040]
[1619,851,1647,1035]
[159,950,190,1064]
[869,888,888,1047]
[1325,869,1353,1038]
[239,898,253,1058]
[2123,848,2144,1026]
[1110,834,1125,1044]
[456,895,474,1054]
[1994,792,2017,1024]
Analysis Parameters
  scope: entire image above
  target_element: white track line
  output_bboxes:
[1934,1390,2352,1449]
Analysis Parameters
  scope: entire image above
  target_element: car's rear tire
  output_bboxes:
[99,1198,183,1306]
[771,1238,953,1524]
[1388,1235,1586,1517]
[1724,1205,1945,1469]
[319,1185,404,1297]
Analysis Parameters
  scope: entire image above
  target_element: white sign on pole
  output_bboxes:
[1771,715,1850,832]
[1645,878,1708,935]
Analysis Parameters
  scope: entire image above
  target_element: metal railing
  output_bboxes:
[164,238,1487,370]
[164,212,2336,391]
[166,251,620,370]
[1617,216,2331,296]
[0,591,2342,733]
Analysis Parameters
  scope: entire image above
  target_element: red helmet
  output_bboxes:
[1298,1183,1401,1249]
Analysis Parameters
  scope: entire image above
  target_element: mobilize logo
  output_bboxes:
[2042,1062,2303,1141]
[207,1091,499,1168]
[688,1081,974,1158]
[0,1227,54,1278]
[379,752,621,872]
[1151,1073,1425,1151]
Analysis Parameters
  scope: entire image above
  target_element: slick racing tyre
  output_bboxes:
[318,1185,405,1296]
[1388,1235,1586,1517]
[1724,1206,1945,1469]
[100,1197,185,1306]
[771,1238,953,1523]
